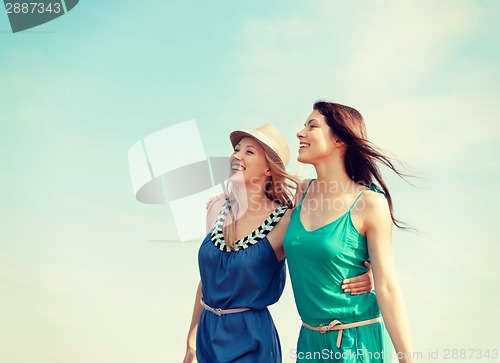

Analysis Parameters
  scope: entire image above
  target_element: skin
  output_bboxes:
[183,137,373,363]
[295,110,415,363]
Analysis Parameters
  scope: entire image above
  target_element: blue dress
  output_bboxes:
[196,202,287,363]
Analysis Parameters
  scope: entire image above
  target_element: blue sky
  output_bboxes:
[1,1,499,362]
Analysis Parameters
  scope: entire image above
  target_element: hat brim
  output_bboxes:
[230,130,285,167]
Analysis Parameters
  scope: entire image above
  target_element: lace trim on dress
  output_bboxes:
[210,199,287,252]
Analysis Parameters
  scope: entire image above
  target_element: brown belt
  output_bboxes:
[302,316,383,348]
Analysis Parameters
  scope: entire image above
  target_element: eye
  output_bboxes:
[246,150,254,155]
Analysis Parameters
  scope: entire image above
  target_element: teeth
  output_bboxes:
[231,164,245,171]
[299,143,310,148]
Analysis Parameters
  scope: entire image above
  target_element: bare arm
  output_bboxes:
[365,192,414,363]
[341,261,373,295]
[183,194,225,363]
[183,281,202,363]
[266,209,291,261]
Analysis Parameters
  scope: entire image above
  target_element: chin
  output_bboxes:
[297,153,313,164]
[229,172,245,184]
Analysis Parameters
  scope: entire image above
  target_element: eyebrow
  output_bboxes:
[304,118,320,126]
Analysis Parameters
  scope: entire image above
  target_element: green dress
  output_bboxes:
[283,180,390,362]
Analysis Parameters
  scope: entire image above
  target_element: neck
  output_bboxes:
[228,178,273,216]
[246,185,270,212]
[313,153,355,193]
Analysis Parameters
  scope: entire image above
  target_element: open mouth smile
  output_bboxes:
[231,163,246,171]
[299,142,310,149]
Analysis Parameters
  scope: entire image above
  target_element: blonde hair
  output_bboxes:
[263,153,299,209]
[222,152,299,249]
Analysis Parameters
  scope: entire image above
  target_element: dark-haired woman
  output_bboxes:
[283,102,414,362]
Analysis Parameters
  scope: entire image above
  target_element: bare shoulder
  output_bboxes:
[362,189,388,208]
[358,189,391,228]
[206,193,226,233]
[206,193,225,211]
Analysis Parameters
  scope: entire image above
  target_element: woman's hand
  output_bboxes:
[341,261,373,295]
[182,347,197,363]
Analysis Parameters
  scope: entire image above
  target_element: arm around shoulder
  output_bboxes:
[266,208,292,261]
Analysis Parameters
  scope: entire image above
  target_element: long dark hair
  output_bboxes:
[313,101,411,229]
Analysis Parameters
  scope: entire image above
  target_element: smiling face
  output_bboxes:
[296,110,339,164]
[230,137,271,184]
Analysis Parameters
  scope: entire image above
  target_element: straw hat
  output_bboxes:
[230,124,290,167]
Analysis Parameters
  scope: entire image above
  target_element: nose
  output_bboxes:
[296,127,306,139]
[232,151,242,161]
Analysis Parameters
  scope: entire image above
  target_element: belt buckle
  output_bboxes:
[318,323,327,334]
[214,308,223,317]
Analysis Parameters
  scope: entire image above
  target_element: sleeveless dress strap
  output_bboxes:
[298,179,315,206]
[348,184,386,211]
[369,184,386,197]
[348,188,369,211]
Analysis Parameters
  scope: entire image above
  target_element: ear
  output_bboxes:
[334,137,345,148]
[264,168,272,177]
